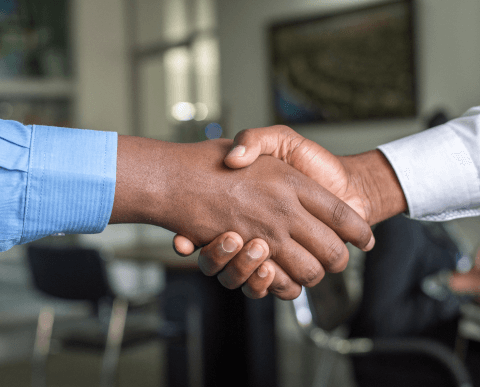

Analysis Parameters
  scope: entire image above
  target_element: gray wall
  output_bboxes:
[218,0,480,154]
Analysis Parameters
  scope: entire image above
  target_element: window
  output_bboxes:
[132,0,220,141]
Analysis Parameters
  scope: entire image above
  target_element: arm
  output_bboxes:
[109,135,374,300]
[2,122,373,300]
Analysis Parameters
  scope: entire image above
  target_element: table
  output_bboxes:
[114,243,278,387]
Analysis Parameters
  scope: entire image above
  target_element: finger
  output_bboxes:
[287,203,352,273]
[217,239,270,290]
[272,238,328,287]
[173,234,197,256]
[242,260,275,299]
[267,260,303,300]
[197,232,244,276]
[292,173,374,252]
[224,126,299,169]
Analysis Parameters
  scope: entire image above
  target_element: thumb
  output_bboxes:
[173,234,197,256]
[224,126,296,169]
[224,129,265,169]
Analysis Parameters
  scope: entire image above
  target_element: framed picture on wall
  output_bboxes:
[268,0,417,125]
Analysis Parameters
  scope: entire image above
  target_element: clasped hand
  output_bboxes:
[111,133,374,300]
[164,131,376,300]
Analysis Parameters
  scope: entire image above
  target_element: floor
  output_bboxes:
[0,244,358,387]
[0,336,355,387]
[0,341,164,387]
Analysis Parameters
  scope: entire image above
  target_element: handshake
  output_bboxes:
[110,125,407,300]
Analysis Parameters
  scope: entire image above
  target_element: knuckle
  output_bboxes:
[325,241,349,273]
[270,276,291,295]
[273,198,293,219]
[275,287,302,301]
[282,172,300,191]
[330,200,349,227]
[300,264,325,287]
[242,285,263,299]
[217,269,241,290]
[202,267,217,276]
[217,276,236,290]
[290,287,303,300]
[358,225,373,247]
[276,125,296,139]
[198,257,219,277]
[231,264,252,281]
[235,128,254,142]
[346,217,371,248]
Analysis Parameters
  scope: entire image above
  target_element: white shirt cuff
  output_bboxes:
[378,124,480,221]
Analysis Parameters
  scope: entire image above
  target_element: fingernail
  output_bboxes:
[257,265,269,278]
[363,235,375,251]
[248,243,263,259]
[227,145,246,158]
[222,237,237,253]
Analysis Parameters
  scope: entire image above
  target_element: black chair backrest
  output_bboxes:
[27,245,112,302]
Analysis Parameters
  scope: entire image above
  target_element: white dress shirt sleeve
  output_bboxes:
[378,106,480,221]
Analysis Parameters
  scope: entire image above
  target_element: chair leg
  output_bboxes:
[32,306,55,387]
[100,298,129,387]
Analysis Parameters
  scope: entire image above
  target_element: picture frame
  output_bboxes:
[268,0,417,125]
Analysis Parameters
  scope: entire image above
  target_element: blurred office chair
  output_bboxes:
[422,252,480,384]
[456,302,480,360]
[27,245,198,387]
[292,216,474,387]
[293,279,473,387]
[294,216,472,386]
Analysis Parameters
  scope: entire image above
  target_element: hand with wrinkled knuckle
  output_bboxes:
[330,199,349,227]
[300,264,325,287]
[325,240,349,273]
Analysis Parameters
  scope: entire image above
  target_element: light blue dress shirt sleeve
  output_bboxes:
[0,120,117,252]
[378,106,480,221]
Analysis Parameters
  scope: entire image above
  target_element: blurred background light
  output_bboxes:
[194,102,209,121]
[204,122,222,139]
[171,101,196,121]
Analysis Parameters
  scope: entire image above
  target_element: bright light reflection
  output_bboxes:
[194,102,209,121]
[457,254,473,273]
[171,102,196,121]
[296,306,313,326]
[293,287,313,327]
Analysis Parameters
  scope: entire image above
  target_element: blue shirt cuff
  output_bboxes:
[21,125,117,244]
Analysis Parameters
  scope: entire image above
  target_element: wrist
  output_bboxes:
[110,135,170,225]
[340,150,407,225]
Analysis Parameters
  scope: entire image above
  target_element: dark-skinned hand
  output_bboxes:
[110,135,375,300]
[173,126,407,299]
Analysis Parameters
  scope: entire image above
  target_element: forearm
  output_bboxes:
[340,150,408,226]
[110,135,169,225]
[110,136,245,246]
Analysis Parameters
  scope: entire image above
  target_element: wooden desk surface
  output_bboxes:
[113,243,199,269]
